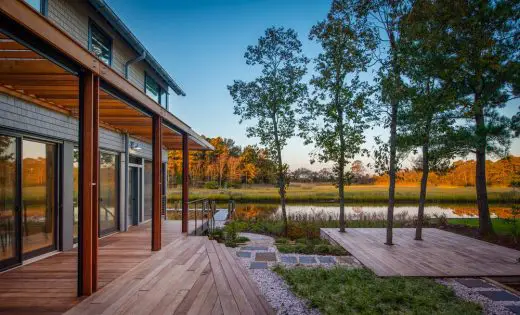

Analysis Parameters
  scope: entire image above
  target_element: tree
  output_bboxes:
[228,27,308,236]
[357,0,410,244]
[432,0,519,235]
[299,0,375,233]
[396,0,468,240]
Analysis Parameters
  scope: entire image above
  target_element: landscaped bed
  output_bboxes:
[275,237,348,256]
[273,266,482,315]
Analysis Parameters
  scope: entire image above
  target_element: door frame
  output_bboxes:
[0,128,61,270]
[98,149,120,237]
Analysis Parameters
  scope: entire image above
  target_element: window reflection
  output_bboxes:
[22,140,55,255]
[0,136,17,264]
[144,160,152,221]
[99,152,118,234]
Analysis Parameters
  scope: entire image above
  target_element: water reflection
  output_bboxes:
[230,203,513,220]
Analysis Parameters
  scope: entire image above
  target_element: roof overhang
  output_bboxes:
[0,0,213,151]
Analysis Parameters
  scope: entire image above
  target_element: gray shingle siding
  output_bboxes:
[46,0,168,93]
[0,93,125,152]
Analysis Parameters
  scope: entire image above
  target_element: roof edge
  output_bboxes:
[88,0,186,96]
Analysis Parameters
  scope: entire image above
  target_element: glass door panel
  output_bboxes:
[22,139,56,256]
[0,135,18,269]
[99,152,118,235]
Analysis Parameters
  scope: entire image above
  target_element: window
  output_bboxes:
[89,21,112,66]
[145,73,169,109]
[25,0,46,14]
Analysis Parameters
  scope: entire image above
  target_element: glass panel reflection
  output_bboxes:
[73,148,78,241]
[0,136,17,264]
[144,160,152,221]
[22,140,55,254]
[99,152,118,234]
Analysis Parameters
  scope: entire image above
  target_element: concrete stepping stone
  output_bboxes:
[236,251,251,258]
[280,256,297,264]
[479,290,520,301]
[317,256,336,264]
[242,246,269,251]
[299,256,317,264]
[250,262,268,269]
[456,279,494,288]
[255,252,277,262]
[507,305,520,315]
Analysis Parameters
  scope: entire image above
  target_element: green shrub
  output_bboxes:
[235,236,250,244]
[204,181,219,189]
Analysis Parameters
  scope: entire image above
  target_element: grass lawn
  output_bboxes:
[274,267,481,315]
[448,218,520,236]
[168,184,518,203]
[275,237,348,255]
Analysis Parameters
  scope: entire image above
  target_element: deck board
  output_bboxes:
[0,221,273,315]
[322,228,520,277]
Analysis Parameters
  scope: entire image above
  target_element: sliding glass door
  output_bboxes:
[22,139,57,258]
[0,133,57,270]
[0,135,19,270]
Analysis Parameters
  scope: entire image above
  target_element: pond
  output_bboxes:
[225,203,514,220]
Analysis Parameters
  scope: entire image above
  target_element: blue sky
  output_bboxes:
[106,0,519,171]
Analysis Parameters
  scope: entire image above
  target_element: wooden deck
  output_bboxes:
[0,221,272,315]
[322,228,520,277]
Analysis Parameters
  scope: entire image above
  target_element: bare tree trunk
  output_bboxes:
[272,115,288,237]
[338,116,346,233]
[386,101,398,245]
[475,102,494,236]
[416,143,429,240]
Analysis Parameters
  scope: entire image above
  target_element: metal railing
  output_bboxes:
[165,198,217,235]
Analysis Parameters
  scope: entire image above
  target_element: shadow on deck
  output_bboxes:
[0,220,273,315]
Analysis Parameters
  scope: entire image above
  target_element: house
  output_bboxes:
[0,0,212,296]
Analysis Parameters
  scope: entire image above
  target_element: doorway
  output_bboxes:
[0,133,58,271]
[127,166,141,227]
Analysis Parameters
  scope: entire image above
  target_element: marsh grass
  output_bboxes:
[168,184,518,203]
[274,266,481,315]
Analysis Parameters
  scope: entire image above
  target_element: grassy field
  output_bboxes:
[168,183,518,203]
[274,267,481,315]
[448,218,520,236]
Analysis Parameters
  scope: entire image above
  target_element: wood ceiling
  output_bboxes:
[0,32,205,150]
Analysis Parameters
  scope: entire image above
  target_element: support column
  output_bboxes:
[152,115,162,251]
[78,71,99,296]
[182,133,189,233]
[91,76,100,291]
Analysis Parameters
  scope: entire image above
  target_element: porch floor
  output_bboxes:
[321,228,520,277]
[0,220,271,315]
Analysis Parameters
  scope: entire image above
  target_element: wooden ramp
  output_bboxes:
[64,237,273,315]
[321,228,520,277]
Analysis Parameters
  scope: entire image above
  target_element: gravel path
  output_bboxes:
[231,233,362,315]
[438,278,520,315]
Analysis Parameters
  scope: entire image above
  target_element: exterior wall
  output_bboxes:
[0,93,124,152]
[47,0,169,94]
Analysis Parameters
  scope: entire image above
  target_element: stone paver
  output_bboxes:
[256,252,277,262]
[250,262,268,269]
[507,305,520,315]
[242,246,269,251]
[456,279,494,288]
[280,256,297,264]
[236,251,252,258]
[317,256,335,264]
[299,256,317,264]
[479,290,520,301]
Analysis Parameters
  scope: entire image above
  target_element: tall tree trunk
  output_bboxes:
[338,107,346,233]
[475,101,494,236]
[272,115,288,237]
[416,143,429,240]
[386,101,397,245]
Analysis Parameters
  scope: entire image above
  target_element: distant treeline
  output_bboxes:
[167,137,520,188]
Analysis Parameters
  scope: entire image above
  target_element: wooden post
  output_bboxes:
[91,75,100,291]
[78,71,94,296]
[182,133,189,233]
[152,115,162,251]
